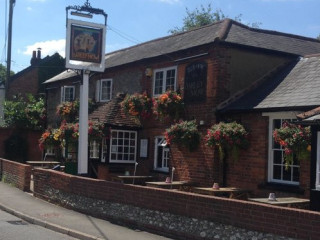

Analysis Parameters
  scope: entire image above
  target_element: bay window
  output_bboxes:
[109,130,137,163]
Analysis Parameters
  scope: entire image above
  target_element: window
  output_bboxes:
[154,136,169,172]
[89,140,100,159]
[265,112,300,185]
[96,79,112,102]
[101,138,108,163]
[61,86,75,102]
[109,130,137,163]
[45,146,55,156]
[153,67,177,96]
[316,132,320,190]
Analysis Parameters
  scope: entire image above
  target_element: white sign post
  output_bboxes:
[66,3,107,175]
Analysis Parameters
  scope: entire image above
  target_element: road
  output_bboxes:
[0,209,79,240]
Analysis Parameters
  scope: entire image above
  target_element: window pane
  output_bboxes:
[273,165,282,180]
[273,150,282,164]
[101,80,111,101]
[283,167,292,181]
[165,69,175,91]
[154,72,163,94]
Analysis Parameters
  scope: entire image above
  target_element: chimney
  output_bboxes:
[37,48,41,59]
[30,50,37,65]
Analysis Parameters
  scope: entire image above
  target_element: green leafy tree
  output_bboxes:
[169,4,261,34]
[0,63,14,85]
[3,94,46,129]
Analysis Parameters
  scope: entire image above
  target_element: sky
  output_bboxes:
[1,0,320,73]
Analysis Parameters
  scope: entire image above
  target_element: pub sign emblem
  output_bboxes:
[70,24,103,63]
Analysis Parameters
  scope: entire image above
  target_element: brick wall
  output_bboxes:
[33,169,320,240]
[0,158,31,191]
[7,67,39,100]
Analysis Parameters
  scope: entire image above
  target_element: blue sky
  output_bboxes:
[1,0,320,73]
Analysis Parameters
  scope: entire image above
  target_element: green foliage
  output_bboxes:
[273,121,311,168]
[165,120,201,151]
[169,3,261,34]
[3,94,46,130]
[0,63,14,85]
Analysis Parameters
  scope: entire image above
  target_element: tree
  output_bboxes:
[0,63,14,85]
[169,4,261,34]
[317,34,320,40]
[3,94,46,129]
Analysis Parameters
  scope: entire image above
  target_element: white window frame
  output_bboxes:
[61,86,75,102]
[89,140,100,159]
[109,130,137,163]
[153,66,177,97]
[96,79,112,102]
[101,138,107,163]
[45,146,55,156]
[316,132,320,190]
[263,112,301,185]
[154,136,169,172]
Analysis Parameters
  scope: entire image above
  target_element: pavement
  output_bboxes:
[0,182,172,240]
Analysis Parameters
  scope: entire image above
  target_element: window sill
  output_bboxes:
[258,182,305,195]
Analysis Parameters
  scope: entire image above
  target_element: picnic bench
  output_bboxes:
[26,161,60,169]
[192,187,251,200]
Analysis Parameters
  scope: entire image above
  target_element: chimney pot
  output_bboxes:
[30,50,37,65]
[37,48,41,59]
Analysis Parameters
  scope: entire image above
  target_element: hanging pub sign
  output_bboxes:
[184,62,207,103]
[66,19,106,72]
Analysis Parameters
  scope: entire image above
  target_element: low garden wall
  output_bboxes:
[33,168,320,240]
[0,158,31,191]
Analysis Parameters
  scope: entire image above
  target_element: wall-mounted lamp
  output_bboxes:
[199,120,205,126]
[145,68,153,77]
[71,11,93,18]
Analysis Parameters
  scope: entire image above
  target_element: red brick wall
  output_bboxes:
[33,169,320,240]
[7,67,39,100]
[0,158,31,191]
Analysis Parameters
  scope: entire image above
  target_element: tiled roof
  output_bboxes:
[89,93,141,128]
[219,54,320,112]
[44,19,320,84]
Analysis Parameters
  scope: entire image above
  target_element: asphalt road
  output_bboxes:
[0,209,79,240]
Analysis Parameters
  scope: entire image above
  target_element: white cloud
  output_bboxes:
[26,7,32,11]
[23,39,66,58]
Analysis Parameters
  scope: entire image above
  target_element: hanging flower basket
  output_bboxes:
[39,121,105,150]
[153,90,184,120]
[121,92,153,119]
[205,121,249,161]
[273,121,311,167]
[38,128,61,150]
[165,120,201,151]
[56,100,79,122]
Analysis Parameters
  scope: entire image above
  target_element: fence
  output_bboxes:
[33,168,320,240]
